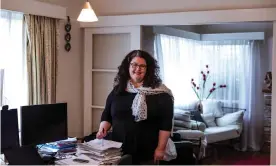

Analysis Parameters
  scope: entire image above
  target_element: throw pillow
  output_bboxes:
[174,109,191,122]
[202,100,224,118]
[190,111,206,125]
[174,100,198,110]
[173,126,190,131]
[174,114,190,122]
[201,113,217,127]
[174,120,192,129]
[216,110,244,127]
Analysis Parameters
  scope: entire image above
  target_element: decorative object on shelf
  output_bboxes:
[77,0,98,22]
[262,71,272,93]
[191,65,227,113]
[261,71,272,153]
[64,16,71,52]
[261,93,271,153]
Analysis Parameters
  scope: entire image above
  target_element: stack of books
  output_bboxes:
[37,137,77,156]
[76,139,123,165]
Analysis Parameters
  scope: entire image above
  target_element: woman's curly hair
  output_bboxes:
[113,50,162,94]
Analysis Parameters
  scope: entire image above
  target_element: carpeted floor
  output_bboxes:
[201,146,270,165]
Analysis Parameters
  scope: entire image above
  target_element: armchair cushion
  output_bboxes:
[204,125,242,143]
[201,113,217,127]
[202,100,223,118]
[216,110,244,127]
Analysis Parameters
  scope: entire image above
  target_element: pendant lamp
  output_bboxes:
[77,0,98,22]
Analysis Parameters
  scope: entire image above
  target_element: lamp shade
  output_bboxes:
[77,1,98,22]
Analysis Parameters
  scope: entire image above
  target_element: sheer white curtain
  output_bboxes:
[0,10,28,109]
[154,34,264,151]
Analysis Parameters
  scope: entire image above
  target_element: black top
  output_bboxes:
[101,89,173,162]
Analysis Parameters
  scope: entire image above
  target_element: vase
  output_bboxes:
[197,101,203,114]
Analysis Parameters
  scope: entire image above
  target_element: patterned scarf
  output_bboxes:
[126,80,174,122]
[126,81,177,161]
[127,81,177,161]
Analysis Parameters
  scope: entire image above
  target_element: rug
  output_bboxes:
[231,155,270,165]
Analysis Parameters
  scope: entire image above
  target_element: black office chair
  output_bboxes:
[1,106,20,153]
[159,133,196,165]
[117,154,132,165]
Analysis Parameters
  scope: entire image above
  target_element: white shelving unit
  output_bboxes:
[83,26,141,136]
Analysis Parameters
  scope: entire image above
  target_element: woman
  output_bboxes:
[96,50,174,164]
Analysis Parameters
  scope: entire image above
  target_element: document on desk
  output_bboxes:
[85,139,122,151]
[77,146,121,156]
[55,154,99,165]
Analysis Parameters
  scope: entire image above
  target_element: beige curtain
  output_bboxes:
[24,15,59,105]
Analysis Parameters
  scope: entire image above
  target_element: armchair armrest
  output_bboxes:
[176,130,205,140]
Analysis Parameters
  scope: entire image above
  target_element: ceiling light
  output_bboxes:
[77,0,98,22]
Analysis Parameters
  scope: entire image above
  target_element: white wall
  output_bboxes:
[1,0,66,19]
[268,37,273,70]
[56,20,84,138]
[198,22,273,72]
[198,22,273,36]
[169,25,200,33]
[36,0,276,19]
[142,26,155,56]
[87,0,276,16]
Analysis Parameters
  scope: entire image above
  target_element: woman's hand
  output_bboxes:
[154,148,165,163]
[96,121,111,139]
[154,130,170,163]
[96,128,107,139]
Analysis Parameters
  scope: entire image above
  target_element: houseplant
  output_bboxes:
[191,65,226,113]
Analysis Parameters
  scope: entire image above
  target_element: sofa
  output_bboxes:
[173,100,245,144]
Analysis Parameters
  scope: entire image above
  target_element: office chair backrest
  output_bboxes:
[1,107,20,153]
[117,154,132,165]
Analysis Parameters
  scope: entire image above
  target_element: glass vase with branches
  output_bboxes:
[191,65,227,112]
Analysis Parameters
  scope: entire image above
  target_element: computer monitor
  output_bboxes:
[20,103,68,146]
[1,108,20,153]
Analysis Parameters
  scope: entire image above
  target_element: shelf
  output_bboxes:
[92,69,117,72]
[262,89,272,94]
[91,105,105,109]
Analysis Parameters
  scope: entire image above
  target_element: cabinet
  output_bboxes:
[262,93,271,153]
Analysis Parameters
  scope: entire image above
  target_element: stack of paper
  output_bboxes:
[77,139,123,165]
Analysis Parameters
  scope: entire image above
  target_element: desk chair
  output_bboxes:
[1,106,20,153]
[159,133,196,165]
[117,154,132,165]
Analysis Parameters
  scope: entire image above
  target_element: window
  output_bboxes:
[0,10,28,109]
[154,34,254,108]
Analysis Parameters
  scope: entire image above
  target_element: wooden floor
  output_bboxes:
[201,145,270,165]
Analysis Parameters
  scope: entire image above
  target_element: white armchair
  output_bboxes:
[173,100,245,144]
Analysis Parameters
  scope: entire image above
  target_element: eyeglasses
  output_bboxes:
[130,63,147,70]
